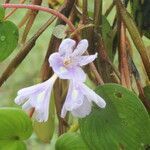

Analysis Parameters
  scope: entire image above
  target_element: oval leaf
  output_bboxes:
[52,25,67,39]
[144,85,150,101]
[0,140,26,150]
[79,84,150,150]
[143,85,150,112]
[0,5,5,21]
[0,107,32,140]
[55,132,88,150]
[0,21,19,61]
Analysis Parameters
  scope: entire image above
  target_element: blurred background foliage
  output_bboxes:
[0,0,149,149]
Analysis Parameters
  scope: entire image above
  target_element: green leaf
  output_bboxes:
[33,97,55,143]
[79,84,150,150]
[143,86,150,104]
[0,21,19,61]
[0,107,32,140]
[0,5,5,21]
[55,132,88,150]
[52,25,67,39]
[0,140,26,150]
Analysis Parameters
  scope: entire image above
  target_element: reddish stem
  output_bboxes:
[29,107,35,118]
[2,3,76,32]
[4,0,26,20]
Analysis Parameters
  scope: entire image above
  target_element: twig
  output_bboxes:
[104,2,114,17]
[126,36,150,111]
[5,0,11,3]
[29,108,35,118]
[129,56,150,111]
[70,24,94,38]
[82,0,88,24]
[21,0,42,43]
[118,21,131,88]
[114,0,150,80]
[74,5,93,22]
[2,3,76,32]
[4,0,26,20]
[86,51,104,85]
[94,0,102,32]
[18,10,31,28]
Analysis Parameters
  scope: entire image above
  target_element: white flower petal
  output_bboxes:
[69,67,86,82]
[17,80,50,98]
[35,89,51,122]
[71,98,92,118]
[63,82,84,111]
[78,53,98,66]
[71,39,88,57]
[58,38,76,56]
[61,81,92,118]
[80,83,106,108]
[14,74,57,122]
[15,95,27,105]
[49,53,86,81]
[22,100,32,111]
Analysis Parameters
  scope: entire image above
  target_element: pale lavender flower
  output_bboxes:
[49,38,97,82]
[15,74,57,122]
[14,38,105,122]
[61,81,106,118]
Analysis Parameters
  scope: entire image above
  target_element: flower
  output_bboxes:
[14,38,106,122]
[49,38,97,82]
[61,81,106,118]
[15,74,57,122]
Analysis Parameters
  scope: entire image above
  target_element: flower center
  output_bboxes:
[63,58,71,67]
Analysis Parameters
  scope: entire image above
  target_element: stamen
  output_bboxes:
[63,58,71,66]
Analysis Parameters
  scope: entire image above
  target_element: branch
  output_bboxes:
[2,3,76,32]
[114,0,150,80]
[118,20,131,88]
[21,0,42,43]
[4,0,26,20]
[82,0,88,24]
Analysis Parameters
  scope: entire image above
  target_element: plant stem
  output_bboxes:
[5,0,11,3]
[105,2,114,17]
[2,3,76,32]
[94,0,102,32]
[21,0,42,44]
[29,108,35,118]
[114,0,150,80]
[4,0,26,20]
[82,0,88,24]
[118,21,131,88]
[129,56,150,111]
